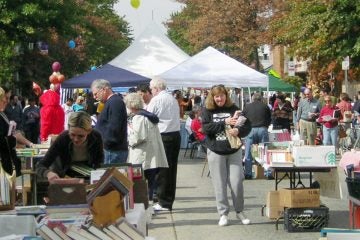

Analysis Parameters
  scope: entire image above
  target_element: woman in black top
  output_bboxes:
[36,111,104,182]
[202,85,251,227]
[0,87,21,176]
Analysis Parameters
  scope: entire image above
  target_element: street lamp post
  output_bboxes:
[342,56,350,93]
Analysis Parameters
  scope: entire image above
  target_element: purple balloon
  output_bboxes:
[52,62,61,72]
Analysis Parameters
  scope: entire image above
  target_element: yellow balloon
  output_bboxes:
[130,0,140,9]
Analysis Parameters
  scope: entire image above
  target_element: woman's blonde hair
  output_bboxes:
[205,85,233,110]
[68,111,92,131]
[0,87,4,100]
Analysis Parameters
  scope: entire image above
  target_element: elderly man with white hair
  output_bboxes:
[147,77,181,211]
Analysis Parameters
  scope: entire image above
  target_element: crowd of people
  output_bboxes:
[0,77,359,228]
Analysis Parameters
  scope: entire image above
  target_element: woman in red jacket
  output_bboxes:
[318,96,341,146]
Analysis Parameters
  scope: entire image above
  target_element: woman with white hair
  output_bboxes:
[124,93,168,201]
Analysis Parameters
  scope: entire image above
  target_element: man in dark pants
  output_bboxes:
[147,77,181,211]
[91,79,128,164]
[243,93,272,179]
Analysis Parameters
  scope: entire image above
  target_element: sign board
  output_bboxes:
[288,61,295,76]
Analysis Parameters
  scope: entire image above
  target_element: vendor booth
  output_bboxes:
[159,46,268,89]
[108,22,190,78]
[158,46,269,149]
[61,64,150,89]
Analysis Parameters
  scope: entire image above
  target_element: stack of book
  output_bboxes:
[87,167,134,227]
[32,143,50,155]
[87,167,133,203]
[36,217,145,240]
[70,164,95,177]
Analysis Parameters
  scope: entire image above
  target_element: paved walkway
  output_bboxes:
[148,151,349,240]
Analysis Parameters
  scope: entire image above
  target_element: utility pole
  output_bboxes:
[342,56,349,93]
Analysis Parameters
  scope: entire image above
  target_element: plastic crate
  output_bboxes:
[346,177,360,200]
[284,205,329,232]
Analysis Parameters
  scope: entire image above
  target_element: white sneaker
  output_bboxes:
[237,212,251,225]
[153,203,170,211]
[218,215,228,226]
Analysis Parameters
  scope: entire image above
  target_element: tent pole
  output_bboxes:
[267,76,270,104]
[241,88,244,110]
[248,87,251,103]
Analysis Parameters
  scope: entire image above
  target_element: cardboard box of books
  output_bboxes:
[257,141,291,165]
[253,165,266,179]
[292,146,336,167]
[279,188,320,208]
[267,149,293,167]
[265,191,284,219]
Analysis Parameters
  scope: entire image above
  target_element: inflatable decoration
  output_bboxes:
[68,40,76,49]
[130,0,140,9]
[49,62,65,84]
[52,61,61,72]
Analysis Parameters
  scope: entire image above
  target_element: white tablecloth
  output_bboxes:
[0,215,37,237]
[125,203,147,236]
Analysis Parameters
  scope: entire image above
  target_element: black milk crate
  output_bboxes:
[284,205,329,232]
[346,177,360,200]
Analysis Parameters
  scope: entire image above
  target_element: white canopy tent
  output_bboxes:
[109,22,190,78]
[159,46,268,89]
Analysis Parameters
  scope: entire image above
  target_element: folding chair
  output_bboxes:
[183,132,200,158]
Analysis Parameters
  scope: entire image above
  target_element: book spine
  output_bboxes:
[36,228,52,240]
[103,227,123,240]
[107,224,132,240]
[109,177,130,195]
[87,225,113,240]
[116,217,145,239]
[78,227,101,240]
[66,229,87,240]
[53,227,72,240]
[40,224,63,240]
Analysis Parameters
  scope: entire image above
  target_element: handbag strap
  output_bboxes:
[0,112,9,125]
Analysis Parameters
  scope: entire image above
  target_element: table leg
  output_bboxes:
[21,175,25,206]
[32,174,37,205]
[289,172,295,188]
[295,172,305,188]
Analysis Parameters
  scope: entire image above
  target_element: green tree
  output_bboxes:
[0,0,131,96]
[0,33,16,87]
[266,0,360,83]
[167,0,272,68]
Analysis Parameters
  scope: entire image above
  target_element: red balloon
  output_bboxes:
[49,74,58,83]
[57,74,65,83]
[52,61,61,72]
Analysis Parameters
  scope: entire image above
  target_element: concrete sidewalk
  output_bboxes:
[148,151,349,240]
